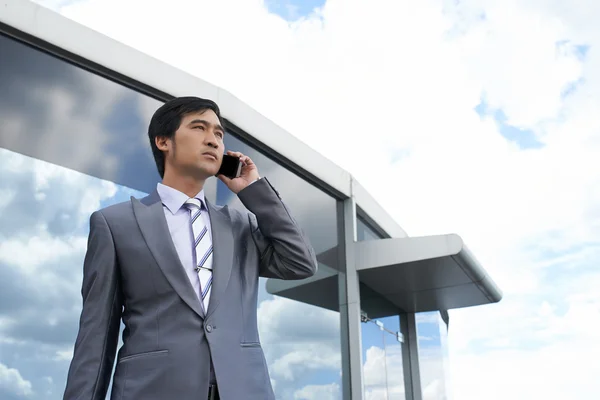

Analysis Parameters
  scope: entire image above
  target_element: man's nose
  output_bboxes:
[205,131,219,148]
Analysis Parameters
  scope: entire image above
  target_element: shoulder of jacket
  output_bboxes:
[93,198,136,220]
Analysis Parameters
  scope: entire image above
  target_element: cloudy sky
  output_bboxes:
[3,0,600,398]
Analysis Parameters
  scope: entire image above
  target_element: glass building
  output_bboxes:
[0,1,502,399]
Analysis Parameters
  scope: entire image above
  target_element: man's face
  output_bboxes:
[161,109,225,179]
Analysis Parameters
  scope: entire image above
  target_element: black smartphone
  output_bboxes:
[217,154,242,179]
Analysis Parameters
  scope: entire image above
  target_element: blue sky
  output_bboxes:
[264,0,325,20]
[475,99,544,150]
[472,41,590,151]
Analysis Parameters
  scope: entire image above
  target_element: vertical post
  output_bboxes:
[400,312,423,400]
[338,197,364,400]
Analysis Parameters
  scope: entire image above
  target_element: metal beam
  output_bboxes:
[401,313,423,400]
[339,198,364,400]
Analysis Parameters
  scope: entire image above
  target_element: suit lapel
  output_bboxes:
[205,200,234,319]
[132,191,205,319]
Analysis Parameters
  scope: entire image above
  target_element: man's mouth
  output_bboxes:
[202,152,218,161]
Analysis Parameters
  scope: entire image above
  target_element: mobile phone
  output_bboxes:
[217,154,242,179]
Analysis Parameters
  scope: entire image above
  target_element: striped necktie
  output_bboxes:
[184,198,213,313]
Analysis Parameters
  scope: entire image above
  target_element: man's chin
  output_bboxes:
[196,166,220,179]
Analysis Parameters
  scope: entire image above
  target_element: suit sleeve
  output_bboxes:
[63,210,123,400]
[237,177,318,280]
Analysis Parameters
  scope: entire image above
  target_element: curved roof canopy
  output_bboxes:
[267,234,502,317]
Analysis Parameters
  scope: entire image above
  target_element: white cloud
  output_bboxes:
[257,296,341,383]
[0,148,135,399]
[361,340,449,400]
[0,235,87,273]
[53,349,74,362]
[363,345,404,400]
[0,149,120,320]
[28,0,600,398]
[422,379,445,400]
[0,363,34,397]
[293,383,341,400]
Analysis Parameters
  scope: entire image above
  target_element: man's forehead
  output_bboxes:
[184,109,218,121]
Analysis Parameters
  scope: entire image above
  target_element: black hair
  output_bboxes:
[148,96,223,178]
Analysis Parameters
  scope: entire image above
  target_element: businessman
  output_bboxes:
[62,96,318,400]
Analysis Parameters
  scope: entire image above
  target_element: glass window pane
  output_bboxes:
[0,32,164,195]
[0,148,144,399]
[357,217,382,242]
[416,311,451,399]
[361,314,406,399]
[357,214,405,398]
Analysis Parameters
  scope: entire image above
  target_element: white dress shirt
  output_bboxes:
[156,182,212,302]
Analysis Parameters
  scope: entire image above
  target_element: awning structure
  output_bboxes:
[265,262,340,311]
[266,234,502,318]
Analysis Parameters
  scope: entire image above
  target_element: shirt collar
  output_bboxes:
[156,182,206,215]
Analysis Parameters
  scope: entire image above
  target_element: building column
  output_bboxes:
[400,312,423,400]
[339,197,364,400]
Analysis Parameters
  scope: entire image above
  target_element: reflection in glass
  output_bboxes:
[0,148,145,400]
[356,216,405,399]
[357,217,382,242]
[416,312,451,400]
[361,315,406,399]
[0,33,164,195]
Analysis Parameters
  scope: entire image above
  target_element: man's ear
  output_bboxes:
[155,135,170,151]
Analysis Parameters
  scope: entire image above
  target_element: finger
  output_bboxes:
[227,151,244,158]
[241,155,254,166]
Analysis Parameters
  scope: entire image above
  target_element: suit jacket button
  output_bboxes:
[206,325,213,333]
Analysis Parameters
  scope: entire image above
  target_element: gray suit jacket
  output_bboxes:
[62,177,318,400]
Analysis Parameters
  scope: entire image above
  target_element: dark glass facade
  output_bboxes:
[0,32,341,400]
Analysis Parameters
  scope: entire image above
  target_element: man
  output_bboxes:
[63,96,318,400]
